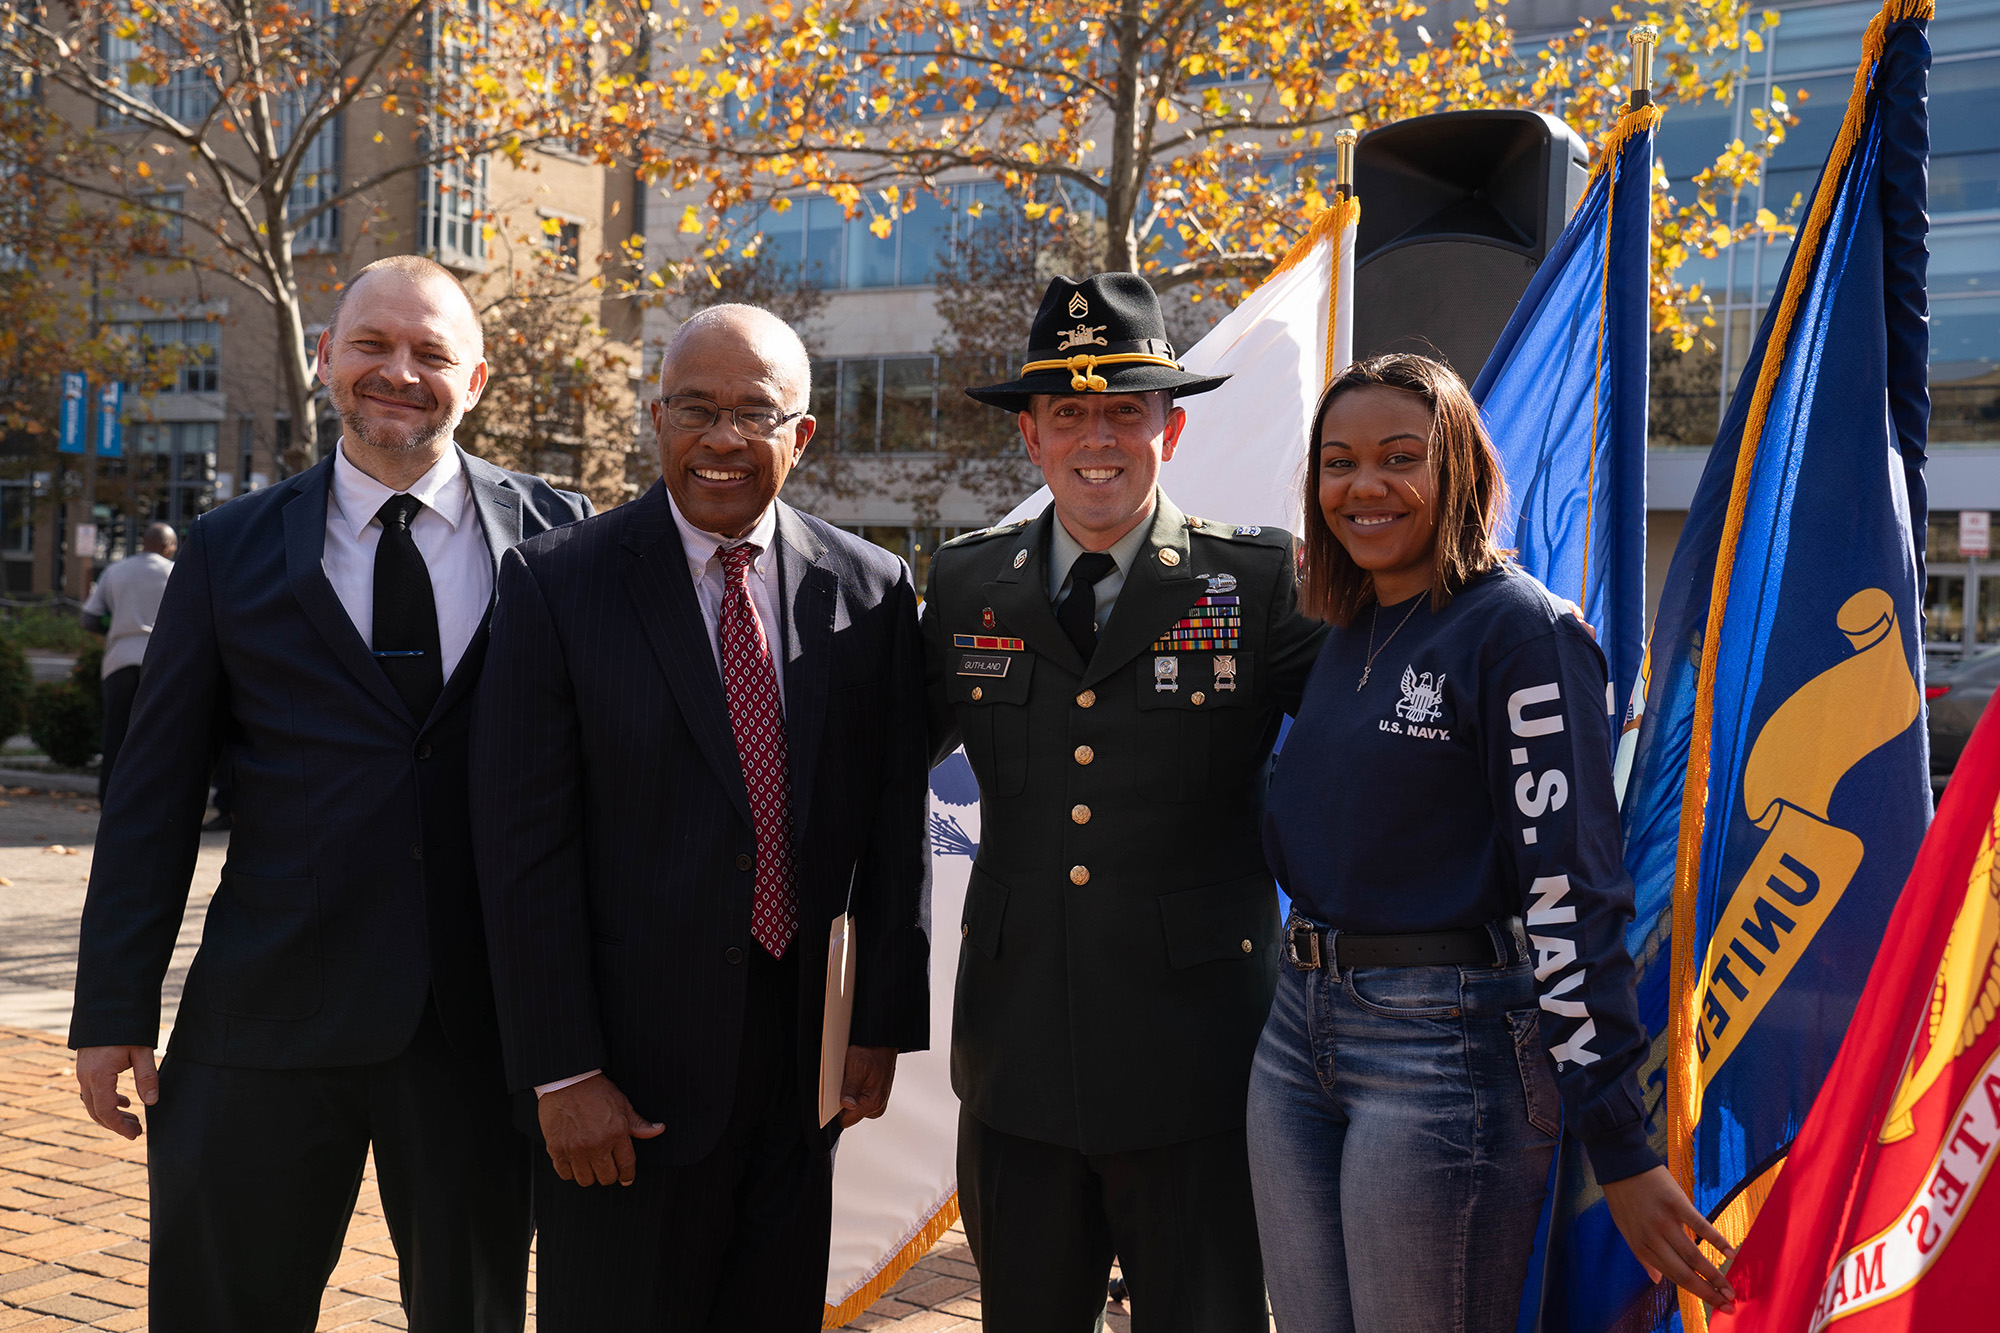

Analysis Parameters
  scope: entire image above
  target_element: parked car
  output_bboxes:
[1927,644,2000,781]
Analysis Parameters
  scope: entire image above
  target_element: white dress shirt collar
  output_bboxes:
[330,441,470,535]
[665,489,780,576]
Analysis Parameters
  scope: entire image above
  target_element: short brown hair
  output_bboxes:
[1298,353,1506,625]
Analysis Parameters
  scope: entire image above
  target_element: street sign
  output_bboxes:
[96,382,123,457]
[73,523,98,561]
[59,373,87,454]
[1961,510,1990,559]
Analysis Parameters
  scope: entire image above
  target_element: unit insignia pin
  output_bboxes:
[1068,291,1090,318]
[1058,324,1108,351]
[1154,656,1180,693]
[1235,525,1262,537]
[982,606,996,629]
[1205,572,1237,595]
[1013,549,1028,569]
[1213,654,1239,692]
[1158,548,1181,567]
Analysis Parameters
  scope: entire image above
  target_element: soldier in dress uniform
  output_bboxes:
[923,272,1327,1332]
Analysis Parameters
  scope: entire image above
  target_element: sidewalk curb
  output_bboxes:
[0,765,98,795]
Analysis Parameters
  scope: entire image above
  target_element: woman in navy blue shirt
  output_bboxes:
[1246,354,1734,1332]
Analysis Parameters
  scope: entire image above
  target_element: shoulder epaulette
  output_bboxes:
[1188,519,1294,548]
[938,519,1029,552]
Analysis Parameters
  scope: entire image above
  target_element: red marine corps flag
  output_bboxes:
[1712,695,2000,1331]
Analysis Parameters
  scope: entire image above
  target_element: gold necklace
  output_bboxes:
[1357,596,1425,691]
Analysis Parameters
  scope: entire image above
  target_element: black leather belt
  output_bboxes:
[1285,916,1527,973]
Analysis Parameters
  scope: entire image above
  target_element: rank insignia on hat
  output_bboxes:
[1068,291,1089,318]
[1205,572,1237,595]
[1154,656,1179,693]
[1236,525,1261,536]
[982,606,996,630]
[1213,654,1238,692]
[956,634,1025,651]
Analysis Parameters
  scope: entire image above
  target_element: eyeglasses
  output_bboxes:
[656,396,805,440]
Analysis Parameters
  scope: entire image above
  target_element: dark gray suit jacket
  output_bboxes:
[472,483,931,1164]
[70,449,591,1079]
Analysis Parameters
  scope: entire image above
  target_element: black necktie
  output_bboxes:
[1056,551,1117,663]
[373,494,443,723]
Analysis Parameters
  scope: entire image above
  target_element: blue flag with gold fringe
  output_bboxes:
[1472,104,1655,729]
[1535,3,1933,1330]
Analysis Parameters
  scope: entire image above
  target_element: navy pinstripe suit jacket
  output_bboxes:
[471,482,931,1163]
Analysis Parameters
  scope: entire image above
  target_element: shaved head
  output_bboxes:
[332,254,484,359]
[658,304,811,411]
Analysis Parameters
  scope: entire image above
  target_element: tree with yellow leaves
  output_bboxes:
[2,0,660,465]
[647,0,1796,348]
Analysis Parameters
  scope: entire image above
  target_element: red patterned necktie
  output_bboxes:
[718,543,797,958]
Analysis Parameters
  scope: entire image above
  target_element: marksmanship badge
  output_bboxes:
[1154,656,1179,693]
[1213,655,1238,692]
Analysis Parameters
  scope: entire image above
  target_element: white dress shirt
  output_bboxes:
[83,552,175,677]
[665,490,787,710]
[535,491,787,1099]
[322,441,493,683]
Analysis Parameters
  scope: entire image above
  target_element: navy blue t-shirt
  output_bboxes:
[1264,564,1657,1182]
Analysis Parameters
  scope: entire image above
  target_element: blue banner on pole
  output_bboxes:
[59,373,87,455]
[97,382,123,458]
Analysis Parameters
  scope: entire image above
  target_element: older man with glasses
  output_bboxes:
[472,303,932,1331]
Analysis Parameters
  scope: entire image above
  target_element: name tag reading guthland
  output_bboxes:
[958,654,1011,678]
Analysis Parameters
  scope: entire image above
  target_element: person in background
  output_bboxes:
[80,521,177,801]
[1248,353,1734,1333]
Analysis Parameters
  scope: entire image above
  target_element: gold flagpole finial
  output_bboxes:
[1628,24,1660,108]
[1333,128,1358,200]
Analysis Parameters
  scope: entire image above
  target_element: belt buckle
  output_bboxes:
[1285,922,1323,972]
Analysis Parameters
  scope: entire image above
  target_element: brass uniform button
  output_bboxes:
[1076,689,1096,708]
[1240,939,1253,954]
[1074,745,1094,765]
[962,923,970,938]
[971,686,983,701]
[1071,804,1091,825]
[1192,691,1205,706]
[1158,548,1181,567]
[1070,865,1090,886]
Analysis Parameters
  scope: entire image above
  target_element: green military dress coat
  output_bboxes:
[923,490,1327,1156]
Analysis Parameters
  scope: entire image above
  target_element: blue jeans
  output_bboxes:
[1245,937,1559,1333]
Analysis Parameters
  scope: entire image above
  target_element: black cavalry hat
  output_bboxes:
[964,272,1230,412]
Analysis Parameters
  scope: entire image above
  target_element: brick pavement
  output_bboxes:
[0,1024,1135,1331]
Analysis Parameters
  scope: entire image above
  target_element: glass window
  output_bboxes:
[838,357,881,450]
[1931,511,1965,562]
[755,203,805,275]
[804,198,845,288]
[846,211,899,289]
[1772,2,1893,75]
[1980,574,2000,645]
[809,359,839,445]
[1932,296,2000,445]
[1929,573,1967,644]
[898,191,951,287]
[1653,93,1738,193]
[1930,0,2000,56]
[1931,224,2000,297]
[881,357,936,452]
